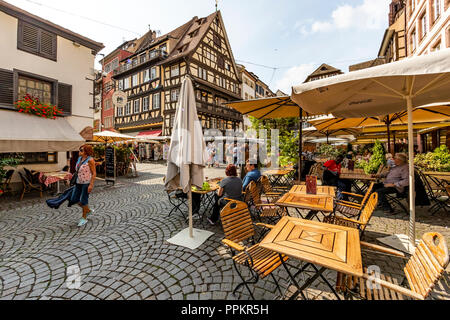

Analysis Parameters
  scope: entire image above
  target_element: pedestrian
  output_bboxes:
[70,145,96,227]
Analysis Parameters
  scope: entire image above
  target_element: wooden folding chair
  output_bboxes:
[220,200,287,299]
[333,182,375,218]
[336,232,449,300]
[323,192,378,238]
[18,171,43,201]
[1,169,15,196]
[258,175,283,203]
[246,181,286,223]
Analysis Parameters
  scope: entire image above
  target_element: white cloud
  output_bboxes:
[274,64,316,93]
[298,0,391,35]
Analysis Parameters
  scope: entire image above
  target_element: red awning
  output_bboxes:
[137,130,162,138]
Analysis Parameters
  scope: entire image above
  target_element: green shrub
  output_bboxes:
[414,145,450,172]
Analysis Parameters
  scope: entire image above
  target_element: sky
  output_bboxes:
[6,0,392,93]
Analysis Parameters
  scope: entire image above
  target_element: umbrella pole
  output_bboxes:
[407,96,416,252]
[299,108,303,181]
[387,121,391,154]
[188,179,193,238]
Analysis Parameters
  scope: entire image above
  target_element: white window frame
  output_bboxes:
[171,65,180,77]
[150,67,157,80]
[124,77,130,90]
[171,89,179,102]
[125,102,131,115]
[117,106,123,116]
[133,100,140,114]
[143,96,149,111]
[153,93,160,109]
[132,74,139,87]
[143,69,150,83]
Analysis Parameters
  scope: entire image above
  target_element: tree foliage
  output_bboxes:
[414,145,450,172]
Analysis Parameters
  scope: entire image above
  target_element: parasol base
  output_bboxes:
[167,228,214,250]
[377,234,419,254]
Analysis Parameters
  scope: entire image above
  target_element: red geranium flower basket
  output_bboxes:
[14,94,63,119]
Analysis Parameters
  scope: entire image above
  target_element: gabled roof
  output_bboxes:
[0,0,104,53]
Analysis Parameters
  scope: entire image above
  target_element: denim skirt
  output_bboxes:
[71,183,90,206]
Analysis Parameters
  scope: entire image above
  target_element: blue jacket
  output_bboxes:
[242,169,261,190]
[46,186,78,209]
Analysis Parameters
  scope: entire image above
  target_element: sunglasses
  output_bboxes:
[79,149,84,152]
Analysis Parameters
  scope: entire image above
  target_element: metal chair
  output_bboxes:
[419,171,449,215]
[220,200,286,299]
[323,193,378,238]
[18,171,43,201]
[336,232,449,300]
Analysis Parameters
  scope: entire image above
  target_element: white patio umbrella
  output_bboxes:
[165,76,211,248]
[292,49,450,252]
[93,130,136,143]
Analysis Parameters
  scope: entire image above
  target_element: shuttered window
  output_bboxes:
[18,20,57,61]
[57,83,72,115]
[0,69,14,107]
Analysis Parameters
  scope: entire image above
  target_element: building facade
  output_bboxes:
[97,40,137,132]
[304,64,343,82]
[111,11,243,138]
[0,0,103,186]
[406,0,450,56]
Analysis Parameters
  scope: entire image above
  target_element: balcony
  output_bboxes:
[113,49,168,77]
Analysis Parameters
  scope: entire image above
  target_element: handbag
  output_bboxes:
[70,157,90,186]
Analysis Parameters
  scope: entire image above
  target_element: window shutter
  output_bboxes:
[217,55,225,69]
[0,69,14,106]
[58,83,72,115]
[40,30,57,60]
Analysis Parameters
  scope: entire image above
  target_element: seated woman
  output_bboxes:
[322,154,351,200]
[207,164,243,225]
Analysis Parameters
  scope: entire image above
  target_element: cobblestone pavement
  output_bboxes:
[0,163,448,300]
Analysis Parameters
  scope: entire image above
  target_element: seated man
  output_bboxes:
[207,164,243,225]
[372,153,409,215]
[242,160,261,191]
[323,155,351,200]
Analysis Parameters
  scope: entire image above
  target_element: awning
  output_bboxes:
[0,110,85,152]
[137,130,162,138]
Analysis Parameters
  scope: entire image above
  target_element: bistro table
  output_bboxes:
[276,192,334,220]
[39,171,73,194]
[259,216,363,300]
[265,168,295,187]
[289,185,336,198]
[339,168,377,194]
[191,178,222,220]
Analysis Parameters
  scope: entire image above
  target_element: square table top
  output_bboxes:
[264,168,294,176]
[290,185,336,198]
[339,168,377,181]
[276,192,334,213]
[259,216,363,277]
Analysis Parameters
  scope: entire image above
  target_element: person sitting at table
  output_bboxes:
[242,160,261,191]
[322,155,351,200]
[207,164,243,225]
[372,153,409,215]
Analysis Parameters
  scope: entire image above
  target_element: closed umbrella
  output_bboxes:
[292,49,450,252]
[165,76,210,247]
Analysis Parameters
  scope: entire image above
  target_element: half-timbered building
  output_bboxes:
[112,11,243,137]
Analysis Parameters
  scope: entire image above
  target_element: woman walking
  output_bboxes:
[71,145,96,227]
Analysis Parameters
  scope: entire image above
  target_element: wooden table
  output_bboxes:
[339,168,377,181]
[265,168,295,186]
[276,192,334,220]
[260,216,363,300]
[191,179,221,219]
[423,172,450,182]
[290,185,336,198]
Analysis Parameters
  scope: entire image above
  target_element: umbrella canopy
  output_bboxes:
[226,96,307,119]
[291,49,450,252]
[93,131,136,143]
[165,76,207,240]
[303,126,360,138]
[292,49,450,118]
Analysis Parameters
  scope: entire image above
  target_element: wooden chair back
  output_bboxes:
[404,232,449,299]
[360,182,375,208]
[18,171,31,187]
[259,175,272,194]
[1,169,14,188]
[358,192,378,232]
[220,200,256,244]
[247,180,262,205]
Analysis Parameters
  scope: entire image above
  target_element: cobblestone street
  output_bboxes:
[0,163,448,300]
